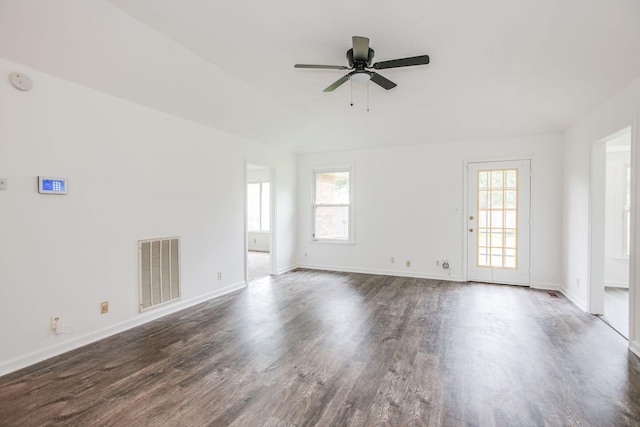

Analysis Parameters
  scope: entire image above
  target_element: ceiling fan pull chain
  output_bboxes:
[350,79,354,107]
[367,80,370,112]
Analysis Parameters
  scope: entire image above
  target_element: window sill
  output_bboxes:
[311,239,355,246]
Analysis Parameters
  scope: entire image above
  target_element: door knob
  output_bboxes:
[469,216,474,220]
[469,228,474,232]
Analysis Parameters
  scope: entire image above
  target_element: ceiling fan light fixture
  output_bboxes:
[350,72,370,84]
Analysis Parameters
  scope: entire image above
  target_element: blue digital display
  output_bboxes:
[42,179,65,192]
[38,177,67,194]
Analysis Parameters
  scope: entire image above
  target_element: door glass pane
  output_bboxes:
[491,191,503,208]
[479,172,489,189]
[504,190,517,209]
[479,191,489,209]
[478,247,489,266]
[477,169,518,269]
[491,211,503,228]
[478,210,489,227]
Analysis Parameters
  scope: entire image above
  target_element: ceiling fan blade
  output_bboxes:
[372,55,430,70]
[369,72,397,90]
[295,64,349,70]
[323,73,352,92]
[352,36,370,62]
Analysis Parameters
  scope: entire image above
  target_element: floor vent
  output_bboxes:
[138,237,181,312]
[548,291,559,298]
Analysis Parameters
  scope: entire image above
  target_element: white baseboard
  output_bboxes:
[557,286,588,312]
[0,281,247,377]
[277,264,297,275]
[630,340,640,359]
[530,282,563,291]
[604,282,629,289]
[295,263,465,282]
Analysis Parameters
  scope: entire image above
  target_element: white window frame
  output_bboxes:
[312,166,355,243]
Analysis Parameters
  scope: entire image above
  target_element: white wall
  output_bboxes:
[297,134,563,288]
[248,232,270,252]
[562,76,640,356]
[0,58,297,375]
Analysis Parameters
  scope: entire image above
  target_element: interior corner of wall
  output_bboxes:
[558,285,588,312]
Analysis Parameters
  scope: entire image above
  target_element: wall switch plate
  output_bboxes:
[0,178,6,190]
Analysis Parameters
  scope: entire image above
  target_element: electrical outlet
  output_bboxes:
[217,272,223,280]
[304,252,308,257]
[406,260,411,267]
[101,301,109,314]
[436,260,439,266]
[0,178,7,190]
[391,257,395,263]
[50,314,61,331]
[576,278,580,287]
[442,260,450,270]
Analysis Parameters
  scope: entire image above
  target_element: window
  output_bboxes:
[247,182,270,231]
[313,168,352,242]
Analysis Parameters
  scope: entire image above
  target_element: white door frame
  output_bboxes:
[463,156,533,285]
[588,126,632,316]
[244,161,277,283]
[629,117,639,353]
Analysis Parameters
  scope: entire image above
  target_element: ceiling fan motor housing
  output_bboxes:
[347,48,375,69]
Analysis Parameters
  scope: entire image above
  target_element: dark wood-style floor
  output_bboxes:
[1,270,640,426]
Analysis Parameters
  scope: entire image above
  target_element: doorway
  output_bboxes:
[590,128,631,337]
[246,163,273,282]
[467,160,531,285]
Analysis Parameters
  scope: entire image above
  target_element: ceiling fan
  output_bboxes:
[295,36,430,92]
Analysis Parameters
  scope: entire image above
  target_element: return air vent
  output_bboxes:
[138,237,181,312]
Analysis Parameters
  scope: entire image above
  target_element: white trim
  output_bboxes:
[0,282,247,377]
[630,340,640,359]
[530,282,564,291]
[604,281,630,288]
[277,264,298,275]
[311,165,355,244]
[629,116,638,349]
[463,157,533,285]
[588,128,633,315]
[269,169,277,276]
[296,263,465,282]
[559,285,588,312]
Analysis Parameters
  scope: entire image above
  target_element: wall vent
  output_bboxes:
[138,237,181,312]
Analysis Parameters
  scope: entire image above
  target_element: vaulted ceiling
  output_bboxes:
[1,0,640,153]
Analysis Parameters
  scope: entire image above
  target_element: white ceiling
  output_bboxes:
[1,0,640,153]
